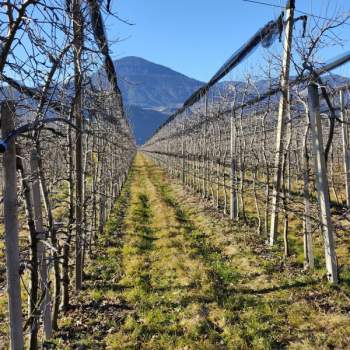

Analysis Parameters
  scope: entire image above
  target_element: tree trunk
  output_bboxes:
[36,144,61,330]
[18,151,39,349]
[61,124,74,310]
[230,113,238,220]
[31,149,53,339]
[302,123,314,269]
[73,0,84,291]
[269,0,295,245]
[340,89,350,207]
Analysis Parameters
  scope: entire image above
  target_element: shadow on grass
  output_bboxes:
[66,300,133,312]
[228,278,320,295]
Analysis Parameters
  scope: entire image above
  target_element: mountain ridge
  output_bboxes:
[111,57,350,145]
[116,56,204,110]
[96,56,204,144]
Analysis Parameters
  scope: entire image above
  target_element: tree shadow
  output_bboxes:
[228,278,320,296]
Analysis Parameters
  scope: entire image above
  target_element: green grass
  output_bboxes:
[146,155,350,349]
[47,153,350,349]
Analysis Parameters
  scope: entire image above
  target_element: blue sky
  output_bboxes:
[106,0,350,81]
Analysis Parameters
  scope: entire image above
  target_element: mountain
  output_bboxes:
[116,56,204,110]
[126,105,169,145]
[92,56,204,144]
[94,58,350,144]
[4,57,348,146]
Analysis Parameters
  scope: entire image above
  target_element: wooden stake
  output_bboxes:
[1,101,24,350]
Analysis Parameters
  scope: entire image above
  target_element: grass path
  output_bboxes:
[56,153,350,350]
